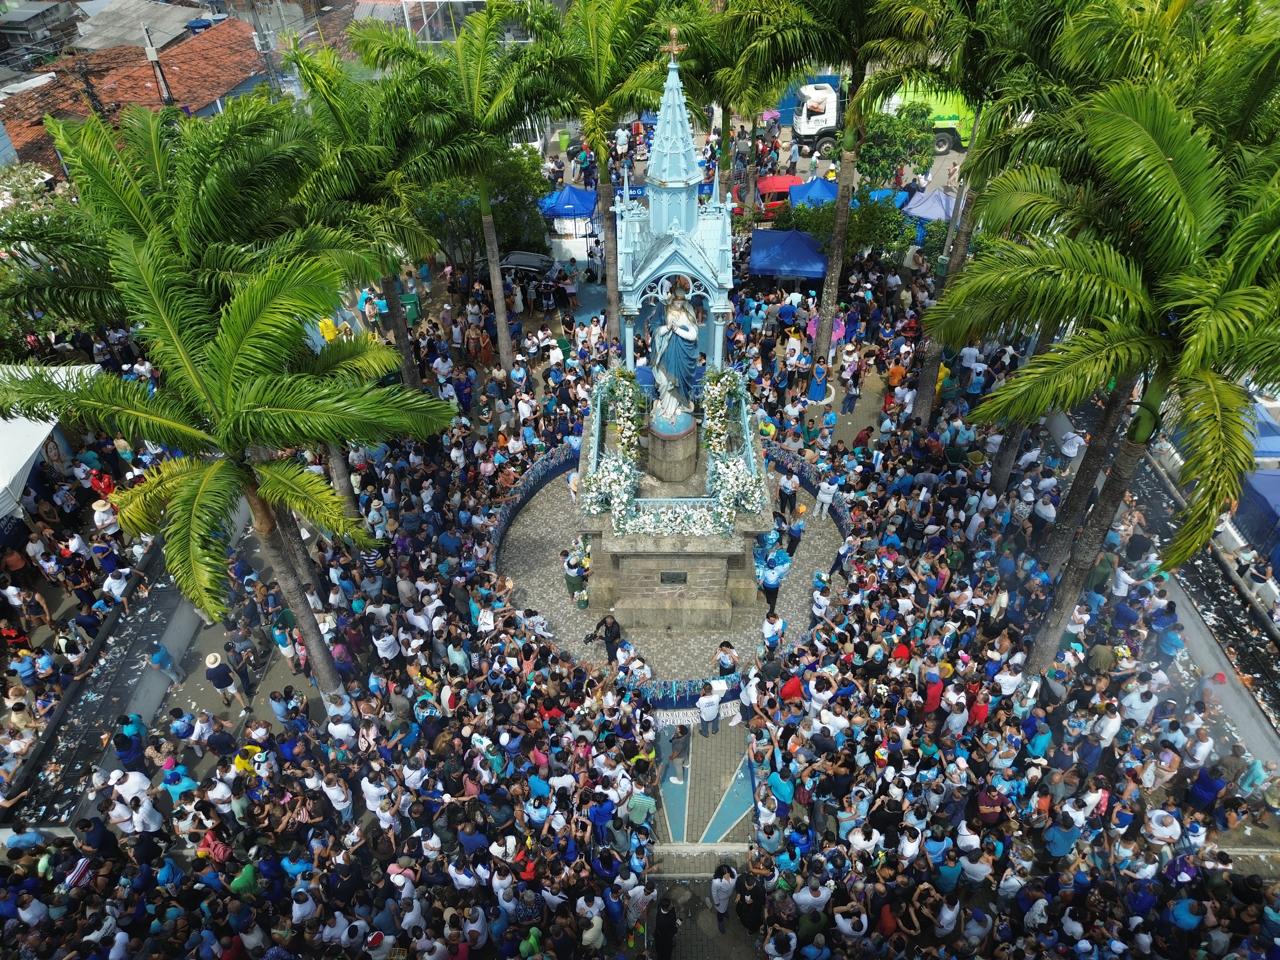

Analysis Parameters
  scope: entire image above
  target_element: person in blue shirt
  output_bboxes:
[1043,814,1082,858]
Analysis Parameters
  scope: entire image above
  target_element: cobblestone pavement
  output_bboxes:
[497,478,845,679]
[658,877,758,960]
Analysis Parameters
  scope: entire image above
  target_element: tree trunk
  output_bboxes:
[594,172,620,340]
[719,108,733,202]
[938,181,968,290]
[382,273,421,391]
[1030,437,1146,672]
[478,182,514,372]
[327,440,360,520]
[244,486,343,695]
[913,337,944,428]
[745,161,759,216]
[946,191,977,285]
[990,426,1025,494]
[1042,372,1138,574]
[816,147,858,362]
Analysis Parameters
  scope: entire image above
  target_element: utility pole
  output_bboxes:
[142,23,174,106]
[72,58,105,117]
[245,0,281,98]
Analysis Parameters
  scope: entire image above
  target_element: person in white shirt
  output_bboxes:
[696,683,722,737]
[1112,566,1139,598]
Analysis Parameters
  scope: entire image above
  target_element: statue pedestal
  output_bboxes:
[648,416,697,483]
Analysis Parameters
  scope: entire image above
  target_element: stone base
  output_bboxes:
[648,421,698,482]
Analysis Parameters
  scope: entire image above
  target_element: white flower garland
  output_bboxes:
[593,368,646,462]
[701,367,746,458]
[580,367,764,537]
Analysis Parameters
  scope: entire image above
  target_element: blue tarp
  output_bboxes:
[1234,469,1280,571]
[788,181,910,210]
[789,179,837,207]
[539,185,597,219]
[903,190,956,221]
[863,188,910,209]
[749,229,827,279]
[1254,403,1280,459]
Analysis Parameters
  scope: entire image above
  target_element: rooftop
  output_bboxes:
[75,0,202,51]
[0,18,264,170]
[0,1,71,24]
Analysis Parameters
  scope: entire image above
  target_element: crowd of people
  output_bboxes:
[1,190,1278,960]
[0,325,163,798]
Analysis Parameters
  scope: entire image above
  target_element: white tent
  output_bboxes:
[903,190,957,221]
[0,365,100,516]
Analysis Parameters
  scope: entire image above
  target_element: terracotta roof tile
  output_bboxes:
[0,18,266,171]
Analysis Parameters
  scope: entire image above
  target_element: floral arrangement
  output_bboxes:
[708,454,768,514]
[579,450,639,516]
[592,367,646,462]
[701,367,748,458]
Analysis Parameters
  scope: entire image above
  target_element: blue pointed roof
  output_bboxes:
[647,58,701,187]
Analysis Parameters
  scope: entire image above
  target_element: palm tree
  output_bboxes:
[3,102,455,693]
[286,42,462,392]
[522,0,669,341]
[928,82,1280,669]
[350,9,544,372]
[677,0,800,205]
[861,0,1071,423]
[726,0,890,364]
[948,0,1280,555]
[0,255,450,694]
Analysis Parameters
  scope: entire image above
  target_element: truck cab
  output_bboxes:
[792,82,842,159]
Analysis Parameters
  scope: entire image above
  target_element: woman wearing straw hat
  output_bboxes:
[204,652,250,715]
[91,499,120,540]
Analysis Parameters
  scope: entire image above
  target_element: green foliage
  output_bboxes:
[920,218,948,262]
[857,102,935,187]
[774,190,914,257]
[0,95,455,619]
[419,146,550,271]
[933,79,1280,569]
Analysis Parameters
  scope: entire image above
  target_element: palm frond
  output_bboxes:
[253,457,371,544]
[204,256,345,408]
[162,458,248,617]
[109,234,220,416]
[292,335,403,381]
[1080,82,1227,273]
[928,235,1153,345]
[110,455,210,536]
[1161,265,1276,373]
[1163,370,1255,567]
[44,113,161,240]
[970,327,1166,426]
[973,165,1099,237]
[0,366,217,451]
[223,375,455,450]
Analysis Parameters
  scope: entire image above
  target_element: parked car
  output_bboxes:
[732,174,804,220]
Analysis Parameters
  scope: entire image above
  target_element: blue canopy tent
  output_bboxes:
[539,185,597,237]
[788,181,910,210]
[1253,403,1280,459]
[903,190,956,221]
[749,229,827,279]
[539,185,597,219]
[1234,470,1280,571]
[903,189,957,244]
[789,179,837,208]
[863,188,910,209]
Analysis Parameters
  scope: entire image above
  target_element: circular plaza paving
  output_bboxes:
[497,476,844,679]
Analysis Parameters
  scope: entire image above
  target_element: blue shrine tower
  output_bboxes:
[615,31,734,376]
